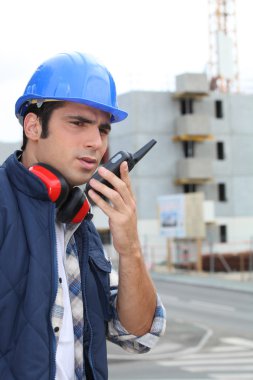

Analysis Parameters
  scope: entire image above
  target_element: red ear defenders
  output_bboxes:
[29,163,90,223]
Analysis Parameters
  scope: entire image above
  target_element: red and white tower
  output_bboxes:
[208,0,240,92]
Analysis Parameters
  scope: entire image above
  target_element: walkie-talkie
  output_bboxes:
[85,139,157,200]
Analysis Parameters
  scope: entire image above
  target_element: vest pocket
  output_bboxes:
[88,250,112,321]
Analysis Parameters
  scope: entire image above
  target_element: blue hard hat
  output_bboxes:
[15,52,128,124]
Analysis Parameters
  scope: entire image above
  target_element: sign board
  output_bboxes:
[157,192,206,239]
[157,194,185,238]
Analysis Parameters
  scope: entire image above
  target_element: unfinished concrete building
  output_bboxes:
[106,73,253,269]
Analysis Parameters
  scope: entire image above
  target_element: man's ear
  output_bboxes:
[23,113,41,141]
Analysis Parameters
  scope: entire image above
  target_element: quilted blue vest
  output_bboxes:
[0,152,112,380]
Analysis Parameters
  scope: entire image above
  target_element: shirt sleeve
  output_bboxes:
[106,270,166,354]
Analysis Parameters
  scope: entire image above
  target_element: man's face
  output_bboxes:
[29,102,111,186]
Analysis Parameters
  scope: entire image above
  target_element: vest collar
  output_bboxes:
[4,151,50,201]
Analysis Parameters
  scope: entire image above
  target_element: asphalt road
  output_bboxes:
[107,278,253,380]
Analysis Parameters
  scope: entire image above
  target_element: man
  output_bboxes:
[0,52,166,380]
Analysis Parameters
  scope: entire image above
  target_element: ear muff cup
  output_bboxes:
[29,163,90,223]
[57,187,90,223]
[29,163,69,208]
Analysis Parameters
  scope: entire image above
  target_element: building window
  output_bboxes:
[180,98,193,115]
[215,100,223,118]
[219,225,227,243]
[217,141,225,160]
[98,229,111,245]
[218,183,227,201]
[183,141,195,157]
[183,184,197,193]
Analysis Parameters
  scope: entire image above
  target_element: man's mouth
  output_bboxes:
[78,156,98,171]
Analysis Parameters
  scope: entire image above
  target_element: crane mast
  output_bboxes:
[208,0,239,92]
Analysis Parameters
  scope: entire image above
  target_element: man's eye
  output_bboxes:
[72,121,83,126]
[100,128,109,135]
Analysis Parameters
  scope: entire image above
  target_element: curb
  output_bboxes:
[151,272,253,294]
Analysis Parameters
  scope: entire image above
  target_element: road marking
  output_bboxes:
[221,337,253,348]
[150,342,183,354]
[210,345,250,352]
[156,335,253,379]
[189,300,236,313]
[210,374,253,379]
[180,350,253,360]
[158,357,253,367]
[175,324,213,357]
[184,364,253,372]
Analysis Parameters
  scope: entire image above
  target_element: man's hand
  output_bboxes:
[87,161,141,256]
[87,162,157,336]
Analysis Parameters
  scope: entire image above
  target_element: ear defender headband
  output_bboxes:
[29,163,90,223]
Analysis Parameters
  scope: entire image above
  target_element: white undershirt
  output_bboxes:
[55,222,75,380]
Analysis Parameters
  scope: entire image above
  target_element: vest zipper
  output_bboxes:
[50,206,58,380]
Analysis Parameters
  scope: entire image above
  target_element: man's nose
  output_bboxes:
[84,127,103,149]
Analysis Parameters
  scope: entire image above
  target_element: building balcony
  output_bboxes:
[175,158,213,184]
[174,73,209,98]
[174,114,213,141]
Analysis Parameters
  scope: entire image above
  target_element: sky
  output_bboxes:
[0,0,252,143]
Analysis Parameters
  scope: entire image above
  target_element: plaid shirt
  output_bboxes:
[51,224,166,367]
[52,282,166,354]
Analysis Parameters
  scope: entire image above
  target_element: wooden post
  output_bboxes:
[240,252,245,281]
[166,239,173,272]
[196,238,202,272]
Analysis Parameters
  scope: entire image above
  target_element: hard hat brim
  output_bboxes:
[15,95,128,124]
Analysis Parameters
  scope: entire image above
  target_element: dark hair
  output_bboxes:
[21,101,65,151]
